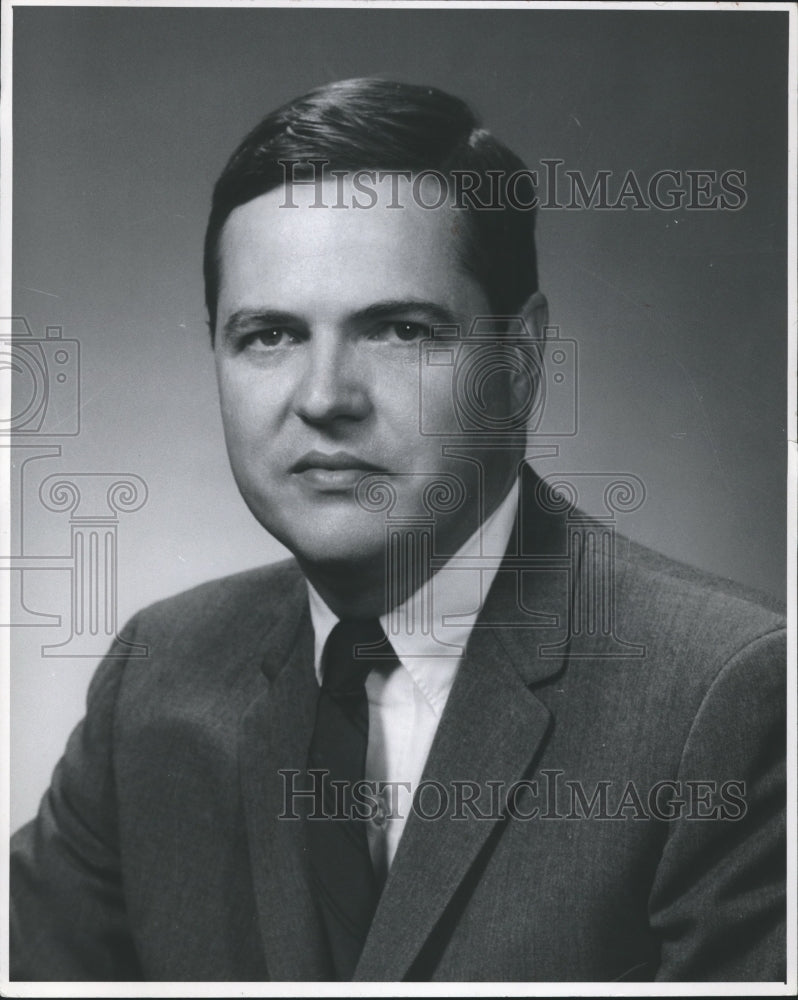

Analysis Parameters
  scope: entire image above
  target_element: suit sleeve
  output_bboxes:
[648,628,786,982]
[10,627,143,981]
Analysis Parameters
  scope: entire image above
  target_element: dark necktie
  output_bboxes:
[307,618,396,981]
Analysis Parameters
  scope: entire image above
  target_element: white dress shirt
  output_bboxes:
[307,480,519,877]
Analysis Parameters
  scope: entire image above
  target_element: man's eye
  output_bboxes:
[245,328,300,349]
[374,322,430,343]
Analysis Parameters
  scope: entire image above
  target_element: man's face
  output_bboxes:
[214,177,524,586]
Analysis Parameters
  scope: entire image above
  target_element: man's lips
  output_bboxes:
[291,451,386,474]
[291,451,388,491]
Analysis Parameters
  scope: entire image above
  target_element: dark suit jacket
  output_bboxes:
[10,467,786,982]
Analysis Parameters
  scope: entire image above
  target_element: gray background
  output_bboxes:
[10,6,789,829]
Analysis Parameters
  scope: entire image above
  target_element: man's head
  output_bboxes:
[208,79,547,615]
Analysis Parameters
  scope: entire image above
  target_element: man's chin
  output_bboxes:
[267,524,388,575]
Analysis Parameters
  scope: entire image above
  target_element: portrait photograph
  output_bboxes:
[2,0,794,993]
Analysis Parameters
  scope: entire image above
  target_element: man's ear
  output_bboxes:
[508,290,549,413]
[520,289,549,338]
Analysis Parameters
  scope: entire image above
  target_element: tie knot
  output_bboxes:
[322,619,395,694]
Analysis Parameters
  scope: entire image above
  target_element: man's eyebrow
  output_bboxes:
[222,301,462,337]
[222,309,303,337]
[350,300,460,328]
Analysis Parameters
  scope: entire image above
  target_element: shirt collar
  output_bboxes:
[307,480,519,714]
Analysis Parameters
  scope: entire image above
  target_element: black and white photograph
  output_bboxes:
[2,0,794,991]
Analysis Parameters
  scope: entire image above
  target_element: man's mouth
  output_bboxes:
[291,451,388,491]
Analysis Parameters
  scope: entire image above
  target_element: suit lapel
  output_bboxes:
[238,578,332,980]
[355,465,574,981]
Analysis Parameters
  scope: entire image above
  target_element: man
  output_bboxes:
[10,78,786,982]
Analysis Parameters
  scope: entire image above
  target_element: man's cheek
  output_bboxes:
[226,398,270,442]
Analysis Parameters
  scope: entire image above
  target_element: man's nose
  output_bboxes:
[292,334,371,426]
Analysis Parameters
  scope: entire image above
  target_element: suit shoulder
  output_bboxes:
[618,535,784,617]
[613,534,785,668]
[110,558,308,702]
[126,558,305,640]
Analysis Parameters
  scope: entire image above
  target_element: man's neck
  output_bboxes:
[297,554,390,620]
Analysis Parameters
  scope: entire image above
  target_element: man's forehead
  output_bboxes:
[220,173,464,240]
[215,175,484,316]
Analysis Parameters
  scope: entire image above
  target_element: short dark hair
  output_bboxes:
[203,78,539,332]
